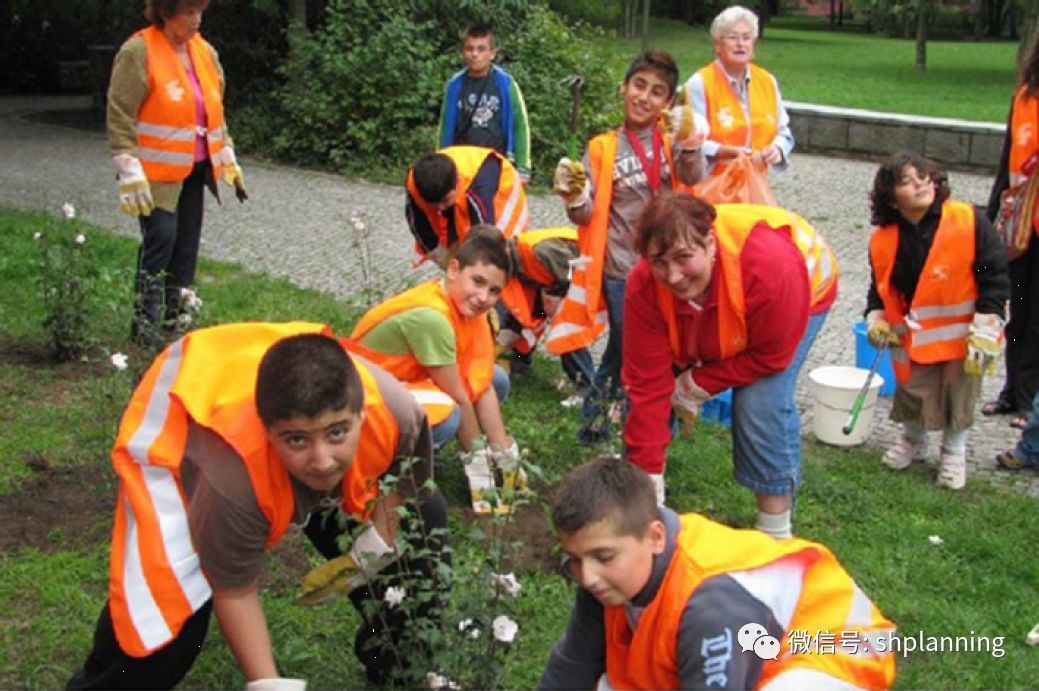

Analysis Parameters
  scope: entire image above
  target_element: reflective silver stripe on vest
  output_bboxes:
[207,126,224,143]
[909,299,976,321]
[911,322,970,347]
[497,174,526,233]
[138,147,195,166]
[136,121,197,142]
[545,312,608,343]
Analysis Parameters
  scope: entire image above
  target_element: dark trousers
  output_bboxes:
[134,162,207,333]
[67,492,449,689]
[999,234,1039,410]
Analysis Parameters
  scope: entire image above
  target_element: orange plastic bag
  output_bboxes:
[692,152,777,206]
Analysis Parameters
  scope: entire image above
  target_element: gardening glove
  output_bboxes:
[112,153,154,217]
[244,679,306,691]
[865,310,901,349]
[964,313,1003,377]
[554,157,589,208]
[461,438,496,514]
[491,439,527,514]
[216,147,249,202]
[297,524,396,606]
[672,368,711,435]
[664,85,709,147]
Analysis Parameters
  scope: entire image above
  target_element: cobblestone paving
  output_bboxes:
[3,95,1036,497]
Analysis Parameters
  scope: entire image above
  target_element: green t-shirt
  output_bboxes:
[358,307,456,367]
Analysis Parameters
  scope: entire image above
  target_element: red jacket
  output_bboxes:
[623,224,829,472]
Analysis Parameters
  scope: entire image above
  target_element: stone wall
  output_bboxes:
[788,101,1006,172]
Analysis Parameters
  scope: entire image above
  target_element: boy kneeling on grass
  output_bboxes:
[68,323,447,689]
[540,458,896,690]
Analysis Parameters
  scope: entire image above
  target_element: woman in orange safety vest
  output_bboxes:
[865,151,1008,490]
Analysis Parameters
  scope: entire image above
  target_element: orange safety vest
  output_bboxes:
[870,201,978,383]
[1008,85,1039,235]
[499,227,579,355]
[654,204,838,366]
[351,280,495,409]
[108,322,400,657]
[604,513,896,690]
[134,27,226,182]
[544,130,682,355]
[698,62,779,177]
[405,146,528,259]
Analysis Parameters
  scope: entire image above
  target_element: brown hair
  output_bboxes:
[634,190,717,256]
[552,457,657,538]
[453,225,512,279]
[1021,25,1039,94]
[464,23,495,49]
[145,0,209,28]
[623,50,680,98]
[869,150,950,226]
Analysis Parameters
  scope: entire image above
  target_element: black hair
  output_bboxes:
[464,23,495,47]
[869,150,950,227]
[453,225,512,279]
[255,333,363,426]
[412,153,458,205]
[552,457,658,538]
[623,50,680,98]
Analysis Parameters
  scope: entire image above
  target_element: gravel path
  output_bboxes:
[3,95,1036,497]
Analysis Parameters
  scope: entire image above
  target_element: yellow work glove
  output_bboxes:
[298,524,395,606]
[671,369,711,436]
[865,310,901,349]
[664,85,710,145]
[112,153,154,217]
[964,313,1003,377]
[217,146,249,202]
[554,157,588,208]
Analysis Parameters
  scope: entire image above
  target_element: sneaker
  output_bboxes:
[996,449,1035,471]
[882,436,928,470]
[935,450,966,490]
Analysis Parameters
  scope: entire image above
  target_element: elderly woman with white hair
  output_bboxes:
[685,5,794,177]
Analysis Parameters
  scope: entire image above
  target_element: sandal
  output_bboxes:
[996,449,1028,470]
[981,399,1016,416]
[1010,416,1029,430]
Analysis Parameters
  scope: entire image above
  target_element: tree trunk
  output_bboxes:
[288,0,308,32]
[641,0,651,51]
[915,0,928,72]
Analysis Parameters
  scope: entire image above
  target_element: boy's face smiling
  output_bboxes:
[559,517,666,607]
[268,407,363,492]
[462,35,496,77]
[446,258,506,318]
[621,69,673,130]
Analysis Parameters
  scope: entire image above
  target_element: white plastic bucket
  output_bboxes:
[808,366,885,447]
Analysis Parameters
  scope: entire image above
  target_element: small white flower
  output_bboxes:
[457,618,480,639]
[33,231,42,241]
[383,585,406,608]
[74,234,86,245]
[426,672,461,690]
[180,287,203,311]
[494,572,522,597]
[110,352,129,371]
[350,210,366,232]
[492,614,518,643]
[62,202,76,219]
[927,535,944,546]
[560,394,582,408]
[176,312,193,330]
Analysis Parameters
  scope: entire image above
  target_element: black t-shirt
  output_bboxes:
[454,73,506,153]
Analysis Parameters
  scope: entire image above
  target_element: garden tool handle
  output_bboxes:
[562,75,584,160]
[842,344,886,436]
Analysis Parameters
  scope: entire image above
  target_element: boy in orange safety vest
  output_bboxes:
[549,50,707,444]
[539,458,896,690]
[67,324,447,689]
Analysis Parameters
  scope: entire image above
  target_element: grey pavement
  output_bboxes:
[2,95,1036,497]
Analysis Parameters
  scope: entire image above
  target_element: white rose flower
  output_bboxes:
[33,231,42,241]
[74,234,86,245]
[383,585,406,608]
[494,572,522,597]
[426,672,461,690]
[110,352,129,371]
[62,202,76,219]
[492,614,518,643]
[457,618,480,639]
[180,288,203,311]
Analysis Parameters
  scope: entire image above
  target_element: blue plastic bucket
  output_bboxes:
[852,321,895,396]
[701,388,733,427]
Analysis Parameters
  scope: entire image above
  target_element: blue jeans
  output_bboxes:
[431,365,511,450]
[1014,390,1039,467]
[731,310,828,496]
[580,277,626,427]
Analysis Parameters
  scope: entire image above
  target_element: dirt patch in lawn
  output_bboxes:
[0,455,117,554]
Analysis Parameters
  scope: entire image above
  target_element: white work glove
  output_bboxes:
[964,313,1003,377]
[665,85,709,148]
[554,157,589,208]
[215,146,248,202]
[671,369,711,434]
[648,472,666,506]
[461,438,495,514]
[112,153,154,217]
[865,309,901,349]
[492,438,528,510]
[244,678,306,691]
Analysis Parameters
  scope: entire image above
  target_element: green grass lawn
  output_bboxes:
[2,208,1038,688]
[597,16,1019,122]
